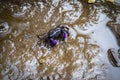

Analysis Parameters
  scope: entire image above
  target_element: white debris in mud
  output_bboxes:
[44,6,55,23]
[115,0,120,5]
[69,27,77,39]
[0,22,9,33]
[60,1,82,23]
[43,0,82,23]
[38,2,45,12]
[59,2,74,13]
[116,14,120,24]
[12,22,29,37]
[51,0,60,7]
[24,56,38,79]
[13,3,31,18]
[13,12,25,18]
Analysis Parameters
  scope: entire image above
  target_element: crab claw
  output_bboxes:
[62,30,69,41]
[49,38,58,46]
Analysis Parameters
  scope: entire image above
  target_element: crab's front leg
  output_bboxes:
[37,33,47,40]
[37,33,48,46]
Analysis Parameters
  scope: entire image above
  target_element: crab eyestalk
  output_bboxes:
[60,25,69,31]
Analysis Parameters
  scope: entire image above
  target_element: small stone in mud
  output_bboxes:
[38,59,45,64]
[108,48,120,67]
[24,34,31,40]
[0,22,9,33]
[41,48,47,53]
[88,0,95,3]
[0,21,11,39]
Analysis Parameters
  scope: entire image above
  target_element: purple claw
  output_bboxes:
[49,38,58,46]
[62,31,68,41]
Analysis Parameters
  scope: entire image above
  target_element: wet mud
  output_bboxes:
[0,0,120,80]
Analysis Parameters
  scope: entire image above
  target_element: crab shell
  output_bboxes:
[48,27,61,38]
[47,25,69,40]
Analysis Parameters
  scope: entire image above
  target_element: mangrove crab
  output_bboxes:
[37,25,69,48]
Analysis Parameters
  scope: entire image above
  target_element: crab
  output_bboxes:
[37,25,69,48]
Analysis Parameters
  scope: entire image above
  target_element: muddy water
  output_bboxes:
[0,0,120,80]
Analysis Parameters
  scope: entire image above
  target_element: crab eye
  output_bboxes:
[60,25,69,30]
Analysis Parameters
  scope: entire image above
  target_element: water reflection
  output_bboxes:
[0,0,120,80]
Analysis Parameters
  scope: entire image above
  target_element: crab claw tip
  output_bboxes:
[50,38,58,46]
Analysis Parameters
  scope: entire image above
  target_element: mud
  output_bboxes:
[0,0,120,80]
